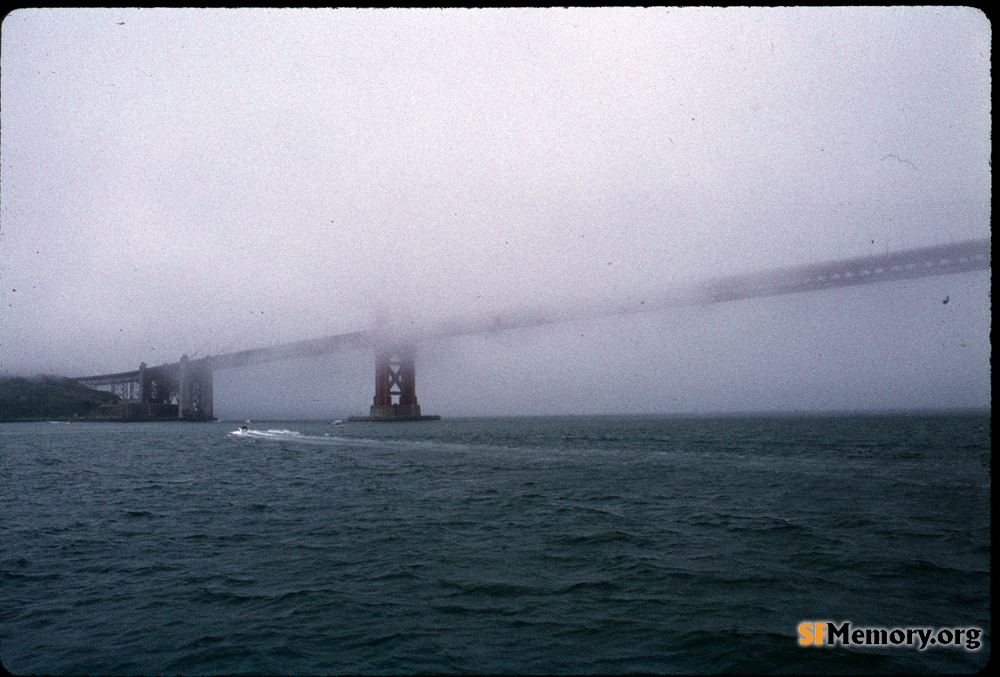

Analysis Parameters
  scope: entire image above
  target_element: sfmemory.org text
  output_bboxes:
[798,621,982,650]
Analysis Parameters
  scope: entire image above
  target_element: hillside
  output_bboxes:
[0,375,117,421]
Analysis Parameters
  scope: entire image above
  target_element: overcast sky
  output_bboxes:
[0,7,991,417]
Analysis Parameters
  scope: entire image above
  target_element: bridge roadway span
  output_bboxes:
[73,238,990,420]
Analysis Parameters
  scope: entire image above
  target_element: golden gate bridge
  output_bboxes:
[72,238,990,421]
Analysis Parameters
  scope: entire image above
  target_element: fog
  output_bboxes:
[1,8,991,418]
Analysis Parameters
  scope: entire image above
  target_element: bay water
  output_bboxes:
[1,413,990,674]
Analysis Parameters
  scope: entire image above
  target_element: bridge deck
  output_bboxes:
[72,238,989,386]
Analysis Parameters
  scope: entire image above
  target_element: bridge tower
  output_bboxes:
[352,346,439,421]
[177,355,215,421]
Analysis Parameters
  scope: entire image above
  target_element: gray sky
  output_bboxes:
[0,7,991,417]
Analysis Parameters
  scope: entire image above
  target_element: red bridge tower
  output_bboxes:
[350,346,440,421]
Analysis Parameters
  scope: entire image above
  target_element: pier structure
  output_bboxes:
[75,355,215,421]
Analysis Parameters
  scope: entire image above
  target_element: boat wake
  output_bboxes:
[231,427,306,440]
[227,426,484,454]
[229,427,376,448]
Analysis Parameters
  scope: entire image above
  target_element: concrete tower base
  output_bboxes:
[348,406,441,422]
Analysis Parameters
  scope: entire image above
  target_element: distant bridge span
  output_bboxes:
[72,238,990,420]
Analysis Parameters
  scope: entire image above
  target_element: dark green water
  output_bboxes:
[0,413,990,674]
